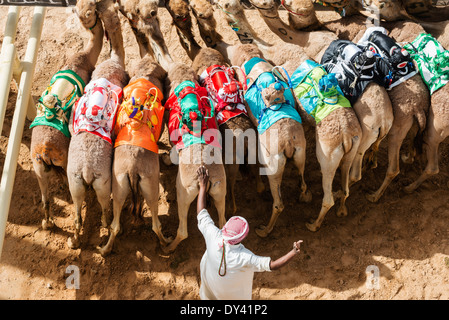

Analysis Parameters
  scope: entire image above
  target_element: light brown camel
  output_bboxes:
[162,61,227,253]
[165,0,202,60]
[267,43,363,232]
[115,0,174,70]
[228,43,312,237]
[191,47,265,215]
[280,0,321,31]
[356,25,431,202]
[30,3,103,231]
[387,22,449,194]
[245,0,338,61]
[66,6,129,249]
[98,54,169,256]
[188,0,224,49]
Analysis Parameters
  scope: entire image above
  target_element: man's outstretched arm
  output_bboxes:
[197,165,209,214]
[269,240,303,271]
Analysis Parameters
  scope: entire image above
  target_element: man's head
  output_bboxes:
[222,216,249,245]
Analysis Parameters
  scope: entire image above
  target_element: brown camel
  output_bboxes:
[165,0,202,60]
[228,43,312,237]
[188,0,224,48]
[162,61,227,253]
[269,43,363,232]
[66,6,129,249]
[98,54,169,256]
[30,4,103,231]
[388,22,449,194]
[280,0,321,31]
[116,0,174,70]
[191,47,265,215]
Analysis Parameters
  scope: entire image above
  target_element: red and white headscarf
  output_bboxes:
[221,216,249,245]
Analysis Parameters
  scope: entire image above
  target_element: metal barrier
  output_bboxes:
[0,6,46,260]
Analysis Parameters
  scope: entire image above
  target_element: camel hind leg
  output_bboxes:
[255,147,287,238]
[292,145,312,203]
[67,175,86,249]
[98,172,129,256]
[32,161,54,230]
[306,141,344,232]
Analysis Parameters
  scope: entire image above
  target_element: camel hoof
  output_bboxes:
[366,192,379,203]
[255,225,269,238]
[42,218,54,230]
[305,222,319,232]
[336,205,348,217]
[67,236,80,249]
[97,245,111,257]
[300,190,312,203]
[403,184,415,194]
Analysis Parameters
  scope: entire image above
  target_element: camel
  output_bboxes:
[115,0,174,70]
[162,61,227,252]
[387,22,449,194]
[191,47,265,215]
[265,44,363,232]
[279,0,321,31]
[188,0,224,49]
[29,2,103,231]
[98,54,169,256]
[228,43,312,237]
[165,0,202,60]
[354,25,431,203]
[244,0,338,61]
[214,0,272,50]
[66,6,129,249]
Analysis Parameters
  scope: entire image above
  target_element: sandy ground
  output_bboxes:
[1,5,449,301]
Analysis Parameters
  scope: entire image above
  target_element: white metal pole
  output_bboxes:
[0,6,46,261]
[0,6,21,136]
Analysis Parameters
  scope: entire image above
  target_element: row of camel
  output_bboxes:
[29,0,448,256]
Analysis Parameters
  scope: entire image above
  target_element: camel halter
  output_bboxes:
[280,0,307,16]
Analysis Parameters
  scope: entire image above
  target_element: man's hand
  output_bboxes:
[197,165,209,214]
[197,165,209,190]
[293,240,303,253]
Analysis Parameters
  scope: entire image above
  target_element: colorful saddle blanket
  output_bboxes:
[291,59,352,123]
[30,70,85,137]
[357,27,417,89]
[321,39,388,104]
[114,78,164,153]
[72,78,122,144]
[242,57,302,135]
[403,33,449,95]
[199,64,248,126]
[164,80,220,151]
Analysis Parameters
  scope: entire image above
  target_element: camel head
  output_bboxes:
[362,0,413,21]
[402,0,430,15]
[123,0,159,22]
[261,81,286,107]
[249,0,277,9]
[166,0,191,23]
[282,0,314,15]
[74,0,97,30]
[190,0,215,19]
[216,0,242,12]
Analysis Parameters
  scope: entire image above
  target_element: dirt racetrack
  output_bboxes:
[1,4,449,300]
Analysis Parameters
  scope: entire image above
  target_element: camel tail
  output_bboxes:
[342,133,356,154]
[128,173,143,219]
[413,110,428,156]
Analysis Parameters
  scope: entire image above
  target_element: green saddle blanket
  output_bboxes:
[404,33,449,95]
